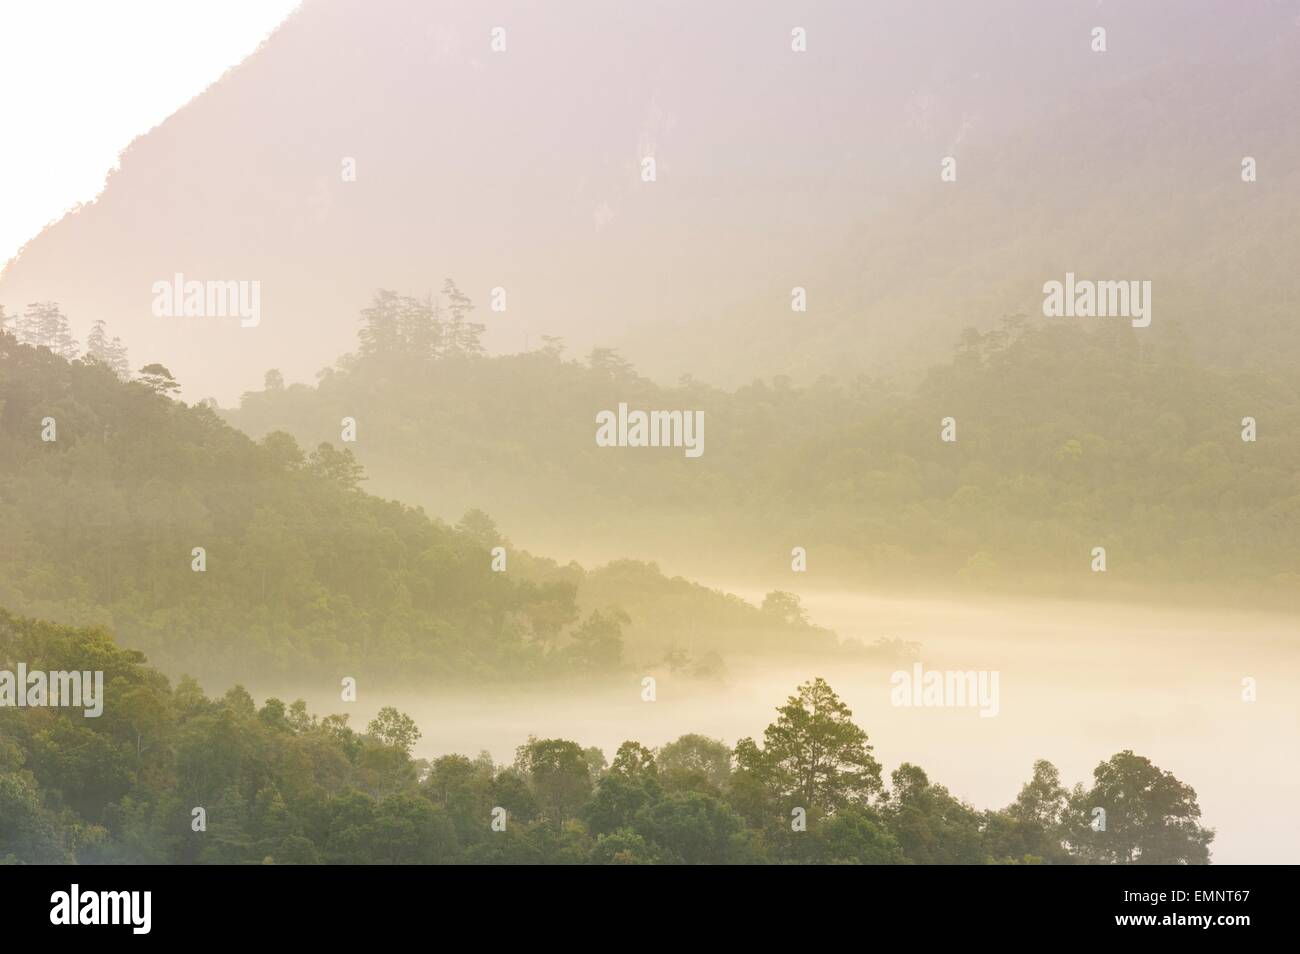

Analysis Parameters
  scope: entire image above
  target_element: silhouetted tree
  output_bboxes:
[20,302,77,359]
[138,363,180,395]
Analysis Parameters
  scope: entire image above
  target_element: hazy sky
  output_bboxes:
[0,0,299,268]
[3,0,1296,402]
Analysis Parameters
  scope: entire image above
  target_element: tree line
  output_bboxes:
[1,302,130,378]
[0,611,1213,865]
[0,331,823,684]
[229,299,1300,606]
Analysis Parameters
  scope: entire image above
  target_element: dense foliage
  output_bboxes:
[0,612,1213,865]
[0,332,823,683]
[229,296,1300,606]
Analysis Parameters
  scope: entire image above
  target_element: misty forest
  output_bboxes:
[1,609,1212,865]
[0,287,1270,865]
[2,0,1298,866]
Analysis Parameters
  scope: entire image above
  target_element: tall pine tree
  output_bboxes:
[357,289,404,356]
[440,279,484,357]
[84,318,130,379]
[20,301,78,359]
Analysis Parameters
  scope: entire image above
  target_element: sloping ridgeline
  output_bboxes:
[229,306,1300,606]
[0,334,824,684]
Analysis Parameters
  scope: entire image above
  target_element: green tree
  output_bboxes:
[260,431,305,470]
[515,738,591,828]
[590,827,657,864]
[986,759,1072,863]
[585,771,660,836]
[490,768,539,825]
[812,805,904,864]
[455,509,500,551]
[307,442,366,490]
[884,763,987,864]
[734,678,882,821]
[564,609,626,671]
[609,741,657,781]
[367,793,456,864]
[633,791,748,864]
[138,362,180,395]
[761,591,808,626]
[0,767,71,863]
[367,707,421,755]
[1064,751,1213,864]
[657,734,731,794]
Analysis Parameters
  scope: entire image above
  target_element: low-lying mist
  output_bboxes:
[244,589,1298,864]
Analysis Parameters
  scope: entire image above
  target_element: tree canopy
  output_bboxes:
[0,614,1215,865]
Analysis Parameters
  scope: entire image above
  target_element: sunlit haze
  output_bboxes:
[0,0,299,268]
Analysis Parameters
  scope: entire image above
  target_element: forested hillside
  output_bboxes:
[0,332,828,684]
[228,296,1300,607]
[0,612,1213,865]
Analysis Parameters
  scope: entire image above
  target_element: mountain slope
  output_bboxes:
[0,333,832,682]
[225,311,1300,607]
[3,1,1298,401]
